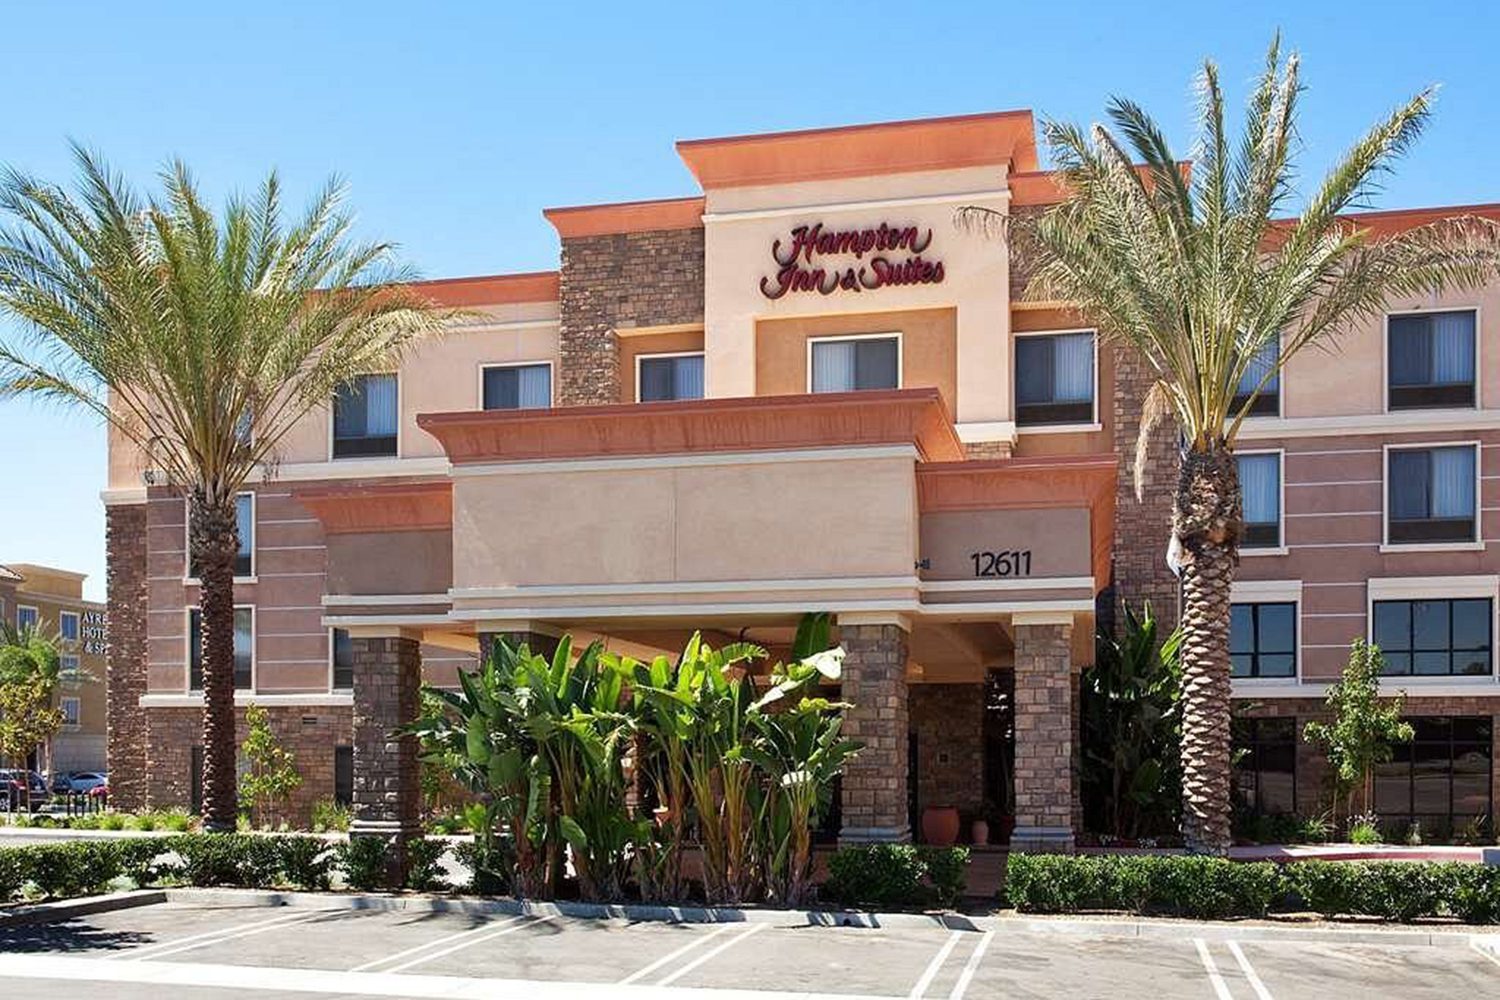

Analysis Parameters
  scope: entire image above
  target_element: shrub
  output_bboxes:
[1359,862,1449,922]
[117,838,174,886]
[1451,864,1500,924]
[309,799,350,834]
[1007,854,1284,920]
[452,838,510,895]
[24,842,123,898]
[824,845,926,908]
[98,812,127,832]
[0,846,28,903]
[1299,814,1331,844]
[174,834,279,887]
[1349,819,1381,846]
[159,808,194,833]
[920,847,970,908]
[404,837,448,892]
[1285,860,1367,917]
[339,837,390,891]
[276,836,334,891]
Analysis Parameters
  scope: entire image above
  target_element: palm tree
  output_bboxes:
[969,39,1500,852]
[0,146,448,830]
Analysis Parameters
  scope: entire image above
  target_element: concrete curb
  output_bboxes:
[0,827,179,841]
[157,888,1481,946]
[0,890,166,928]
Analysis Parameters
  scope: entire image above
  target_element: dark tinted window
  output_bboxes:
[1387,446,1476,544]
[1016,332,1095,426]
[1373,715,1492,840]
[333,374,398,458]
[639,354,705,401]
[332,628,354,690]
[189,607,252,690]
[1232,716,1297,815]
[1373,599,1492,676]
[334,746,353,807]
[1388,311,1476,410]
[482,364,551,410]
[1230,602,1296,678]
[1232,336,1280,416]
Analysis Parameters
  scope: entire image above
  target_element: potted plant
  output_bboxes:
[921,804,961,846]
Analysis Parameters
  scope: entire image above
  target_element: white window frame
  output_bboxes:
[58,609,80,643]
[806,332,903,394]
[60,696,80,728]
[183,492,257,584]
[329,626,353,693]
[477,360,555,410]
[1229,579,1303,686]
[1366,575,1499,685]
[635,351,707,403]
[185,604,256,693]
[1382,306,1482,414]
[1380,440,1483,552]
[1012,327,1101,433]
[1238,449,1288,557]
[329,371,401,461]
[16,604,38,631]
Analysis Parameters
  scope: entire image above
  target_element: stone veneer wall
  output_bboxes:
[556,227,705,406]
[908,684,985,820]
[1108,342,1179,632]
[106,503,149,812]
[839,623,911,842]
[1012,620,1076,850]
[144,706,352,824]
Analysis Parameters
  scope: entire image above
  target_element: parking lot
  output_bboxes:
[1,898,1498,999]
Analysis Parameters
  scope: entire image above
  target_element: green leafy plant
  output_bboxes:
[1304,641,1414,829]
[825,845,927,909]
[239,705,303,829]
[1349,815,1382,846]
[403,837,448,892]
[0,623,64,805]
[920,846,970,909]
[338,837,390,892]
[310,799,350,834]
[276,836,334,891]
[1082,604,1182,839]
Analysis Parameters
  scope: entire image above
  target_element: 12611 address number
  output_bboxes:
[969,549,1033,578]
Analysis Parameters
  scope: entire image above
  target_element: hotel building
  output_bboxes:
[104,110,1500,845]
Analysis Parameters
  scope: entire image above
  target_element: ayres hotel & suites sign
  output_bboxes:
[759,221,945,299]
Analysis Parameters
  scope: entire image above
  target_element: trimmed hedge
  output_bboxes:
[0,834,430,905]
[824,845,971,909]
[1006,852,1500,923]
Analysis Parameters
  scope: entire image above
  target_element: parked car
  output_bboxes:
[0,769,48,810]
[66,771,108,793]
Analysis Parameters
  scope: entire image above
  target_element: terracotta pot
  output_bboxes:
[970,818,990,846]
[921,805,961,846]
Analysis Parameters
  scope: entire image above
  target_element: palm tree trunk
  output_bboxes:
[190,491,241,833]
[1175,444,1240,854]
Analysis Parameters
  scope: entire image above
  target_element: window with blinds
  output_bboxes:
[333,373,398,458]
[1232,335,1280,417]
[1238,452,1281,548]
[1016,331,1095,426]
[810,336,899,393]
[1388,310,1477,410]
[482,363,552,410]
[638,354,705,401]
[1387,444,1477,544]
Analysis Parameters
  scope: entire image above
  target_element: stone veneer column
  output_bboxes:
[1109,342,1180,632]
[839,619,911,843]
[350,632,422,886]
[1012,613,1078,852]
[105,503,149,812]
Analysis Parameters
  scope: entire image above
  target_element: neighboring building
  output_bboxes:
[3,564,107,775]
[102,110,1500,844]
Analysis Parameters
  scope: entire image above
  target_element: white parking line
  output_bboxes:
[656,922,766,986]
[947,929,994,1000]
[1195,938,1235,1000]
[385,915,550,973]
[108,909,328,962]
[349,916,525,973]
[618,923,735,984]
[1227,941,1275,1000]
[909,930,963,999]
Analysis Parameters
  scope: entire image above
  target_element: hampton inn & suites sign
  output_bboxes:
[759,221,945,299]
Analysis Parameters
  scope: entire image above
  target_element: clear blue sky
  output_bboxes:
[3,1,1498,601]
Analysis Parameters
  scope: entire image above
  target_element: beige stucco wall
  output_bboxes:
[700,167,1011,426]
[918,507,1093,581]
[451,453,919,594]
[1278,286,1500,418]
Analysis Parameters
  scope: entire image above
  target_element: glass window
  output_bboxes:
[1238,453,1281,548]
[1373,598,1492,677]
[1387,445,1477,544]
[1230,602,1297,678]
[334,746,353,806]
[1232,335,1280,417]
[332,628,354,690]
[333,373,398,458]
[1016,331,1096,426]
[188,494,254,579]
[1373,716,1492,839]
[59,611,79,642]
[1388,310,1477,410]
[189,606,253,691]
[59,654,80,676]
[16,606,37,631]
[811,337,899,393]
[482,363,551,410]
[639,354,705,402]
[60,697,80,727]
[1232,716,1297,815]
